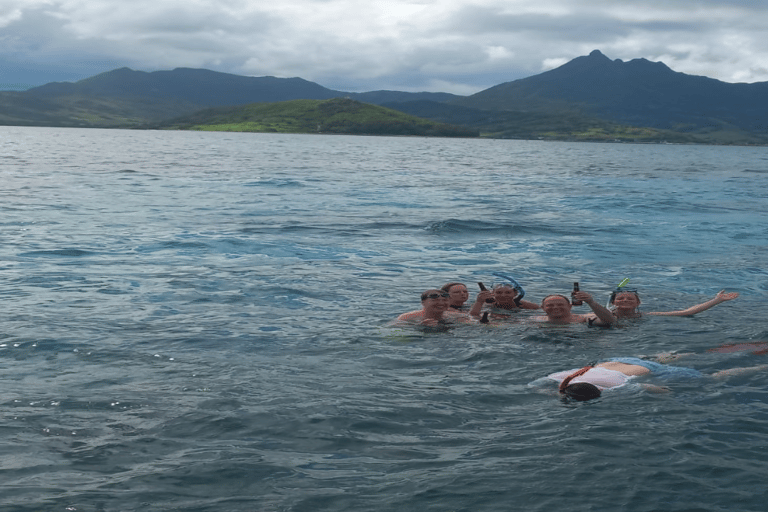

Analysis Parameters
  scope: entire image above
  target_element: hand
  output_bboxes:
[716,290,739,302]
[573,290,594,303]
[640,384,671,393]
[475,290,494,303]
[654,352,694,363]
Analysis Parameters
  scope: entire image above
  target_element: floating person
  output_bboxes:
[530,290,616,326]
[608,288,739,319]
[397,289,472,327]
[440,282,470,311]
[532,355,768,401]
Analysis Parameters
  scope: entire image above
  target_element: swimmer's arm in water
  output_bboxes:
[516,299,541,310]
[639,383,671,393]
[647,290,739,316]
[396,310,424,323]
[446,310,474,323]
[652,351,696,364]
[710,364,768,378]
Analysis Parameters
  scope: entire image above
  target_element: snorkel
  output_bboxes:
[491,272,526,306]
[606,278,638,311]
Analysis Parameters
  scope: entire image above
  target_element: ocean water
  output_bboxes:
[1,126,767,512]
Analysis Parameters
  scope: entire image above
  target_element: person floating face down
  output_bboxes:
[545,355,768,402]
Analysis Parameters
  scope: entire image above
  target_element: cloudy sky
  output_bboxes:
[2,0,768,94]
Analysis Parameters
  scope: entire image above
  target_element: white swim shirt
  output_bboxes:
[547,366,632,390]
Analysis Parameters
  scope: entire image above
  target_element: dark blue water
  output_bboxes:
[2,127,768,511]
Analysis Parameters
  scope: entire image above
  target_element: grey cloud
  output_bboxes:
[3,1,768,93]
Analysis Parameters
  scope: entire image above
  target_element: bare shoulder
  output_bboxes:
[397,310,424,322]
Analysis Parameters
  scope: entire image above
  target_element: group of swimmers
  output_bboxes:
[397,278,738,327]
[396,276,761,401]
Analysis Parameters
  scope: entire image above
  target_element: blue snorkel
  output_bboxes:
[491,272,526,306]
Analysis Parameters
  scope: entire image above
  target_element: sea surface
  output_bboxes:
[1,127,768,512]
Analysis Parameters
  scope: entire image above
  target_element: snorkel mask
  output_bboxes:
[491,272,526,306]
[606,278,639,309]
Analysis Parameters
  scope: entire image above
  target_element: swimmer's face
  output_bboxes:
[421,290,450,311]
[447,284,468,304]
[613,292,641,309]
[493,286,518,305]
[542,296,571,318]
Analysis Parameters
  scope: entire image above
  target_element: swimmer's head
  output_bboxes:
[541,294,571,306]
[490,273,526,301]
[492,284,519,297]
[609,290,641,310]
[441,282,468,305]
[541,295,572,318]
[562,382,601,401]
[421,289,450,302]
[441,282,465,293]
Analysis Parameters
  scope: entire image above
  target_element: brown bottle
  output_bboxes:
[571,282,583,306]
[478,282,495,303]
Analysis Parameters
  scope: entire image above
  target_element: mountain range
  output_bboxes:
[2,50,767,144]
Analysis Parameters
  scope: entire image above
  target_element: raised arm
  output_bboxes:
[577,291,616,326]
[647,290,739,317]
[469,289,494,317]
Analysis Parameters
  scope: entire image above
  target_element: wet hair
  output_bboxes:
[558,364,601,401]
[541,294,571,305]
[562,382,601,401]
[441,282,466,293]
[420,289,446,301]
[609,289,641,305]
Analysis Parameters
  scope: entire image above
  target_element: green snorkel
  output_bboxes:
[607,278,632,308]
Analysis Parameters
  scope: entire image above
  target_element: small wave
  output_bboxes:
[19,248,95,258]
[242,222,420,237]
[244,179,305,187]
[426,219,568,236]
[136,241,211,254]
[427,219,504,234]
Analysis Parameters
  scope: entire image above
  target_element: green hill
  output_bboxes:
[150,98,478,137]
[381,100,709,143]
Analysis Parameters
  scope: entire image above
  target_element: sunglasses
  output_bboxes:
[422,292,450,300]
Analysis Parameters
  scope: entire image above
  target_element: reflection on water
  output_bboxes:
[1,127,767,511]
